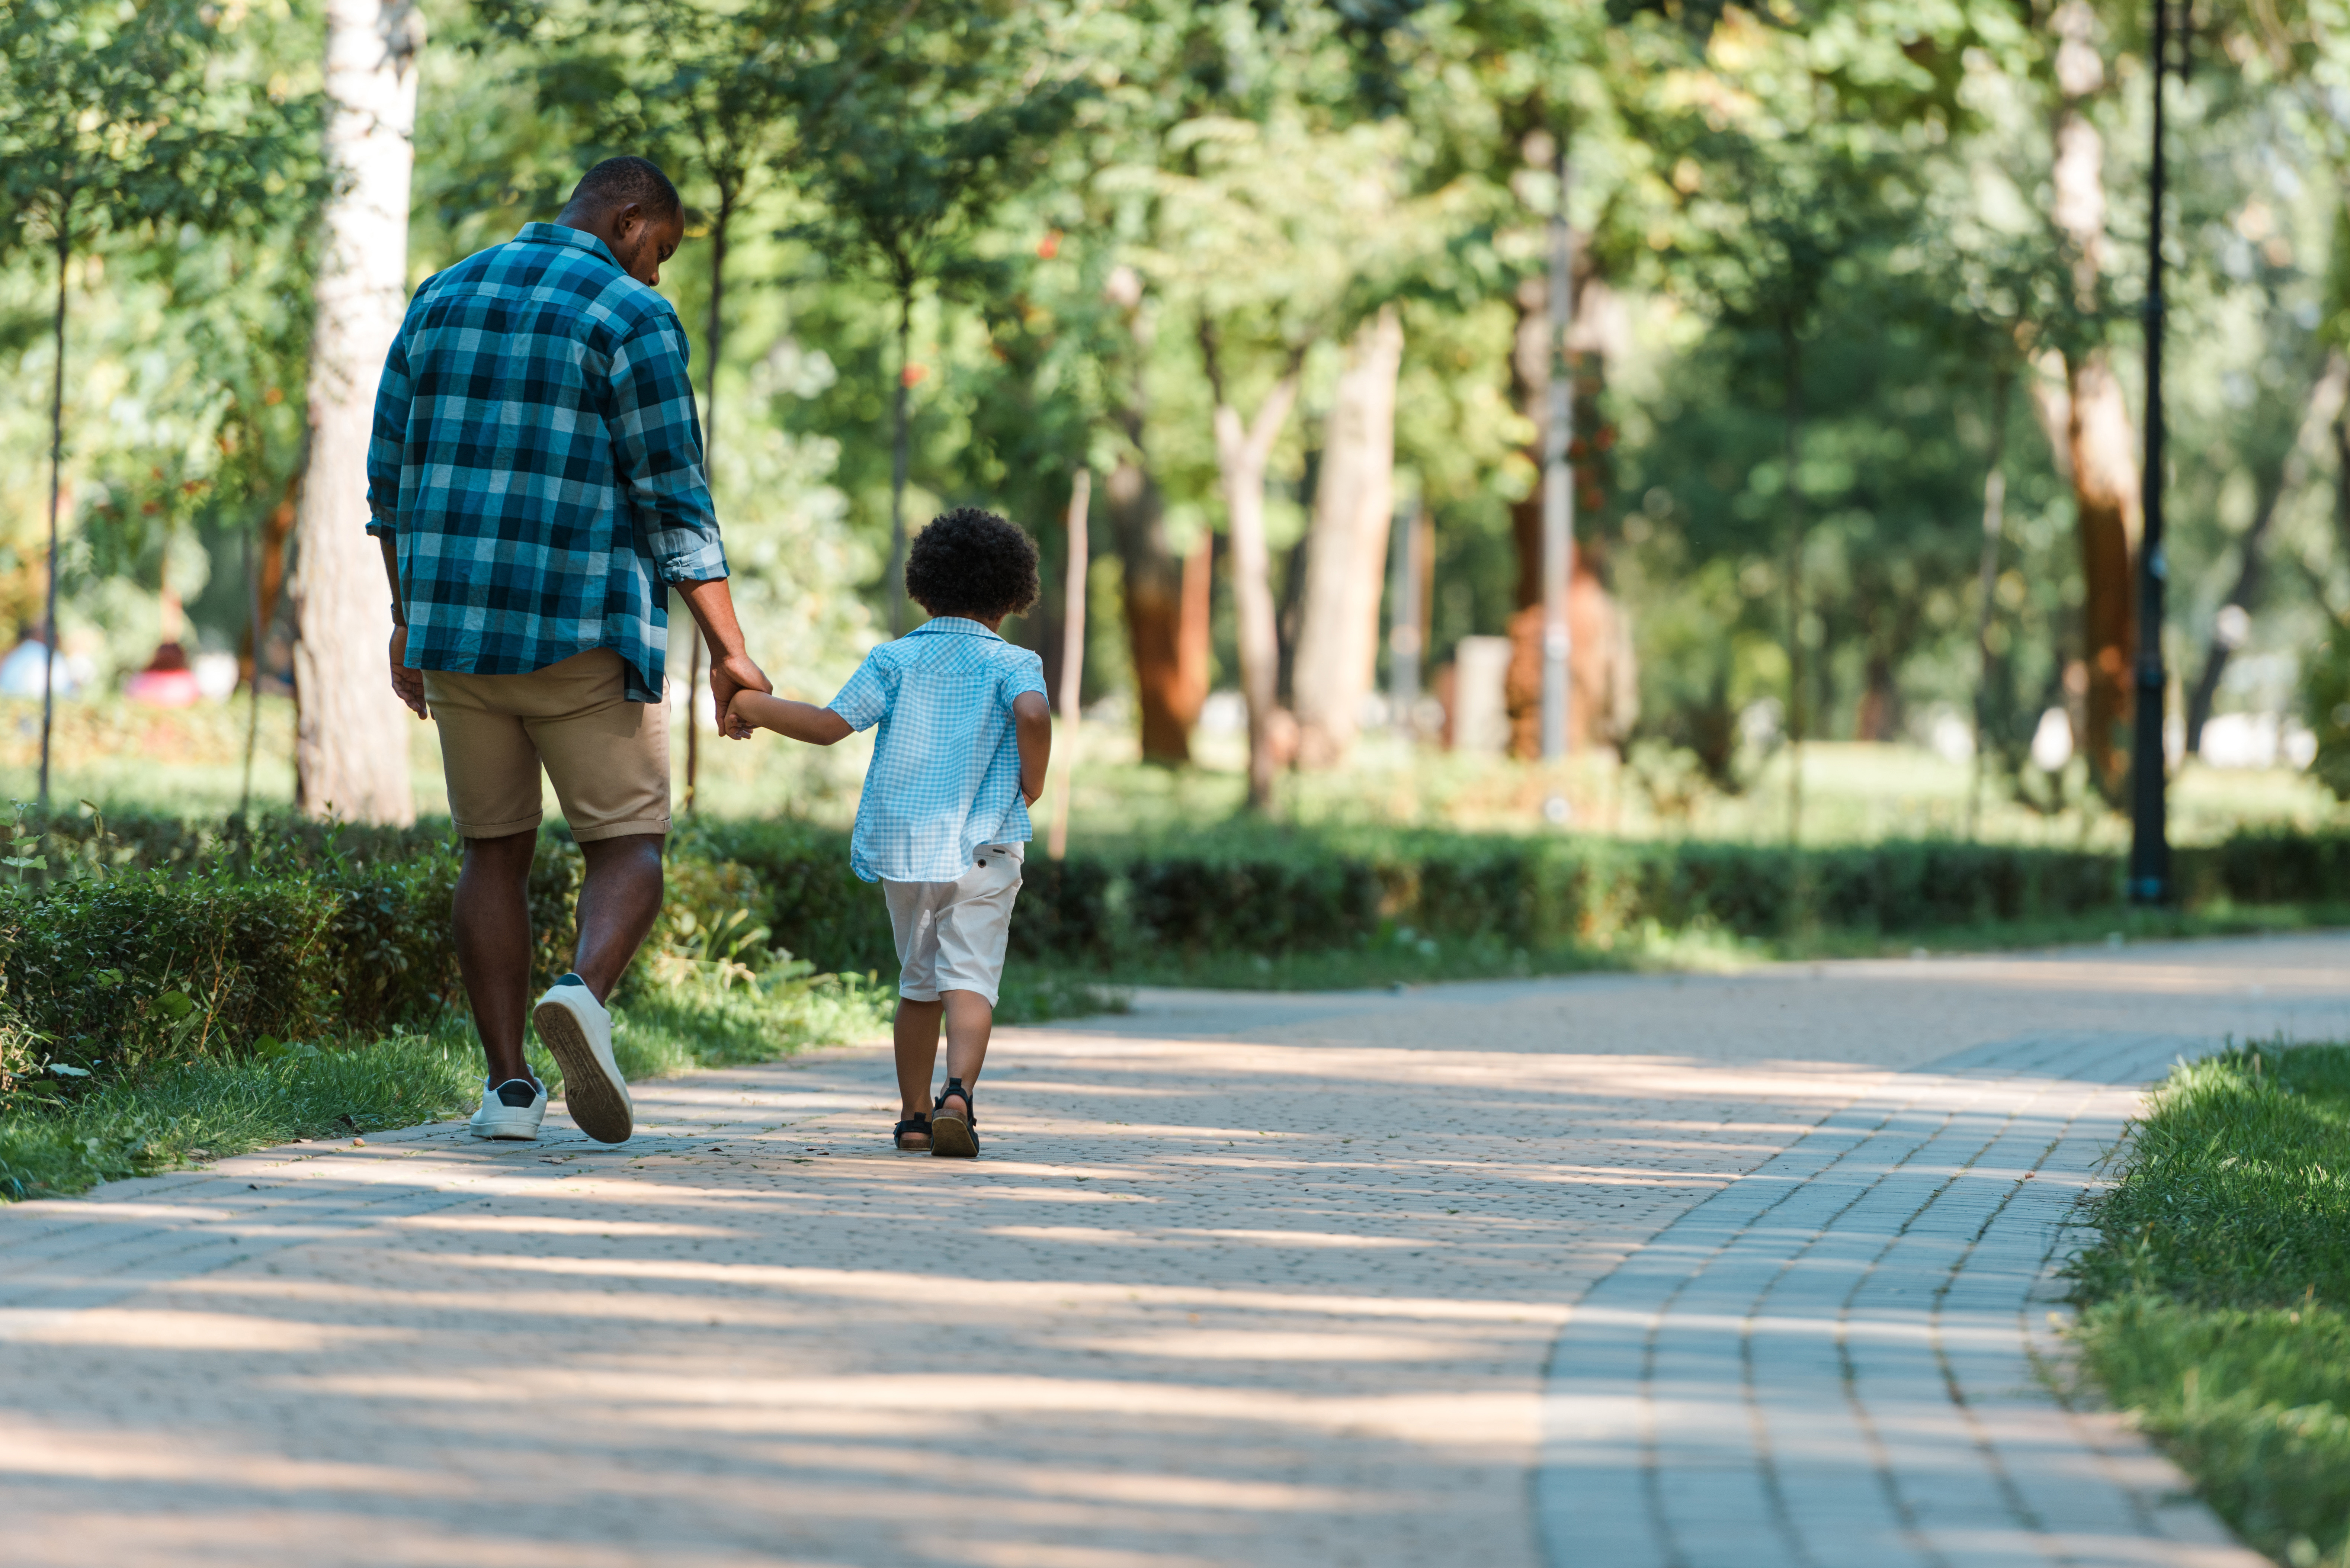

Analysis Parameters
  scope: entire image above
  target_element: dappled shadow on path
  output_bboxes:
[4,933,2347,1567]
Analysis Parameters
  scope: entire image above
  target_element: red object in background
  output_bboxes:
[125,641,201,708]
[1037,231,1062,259]
[901,363,928,388]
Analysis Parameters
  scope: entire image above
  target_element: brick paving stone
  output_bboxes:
[2,937,2346,1565]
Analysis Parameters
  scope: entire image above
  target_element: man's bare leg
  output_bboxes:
[571,833,665,1000]
[453,830,537,1085]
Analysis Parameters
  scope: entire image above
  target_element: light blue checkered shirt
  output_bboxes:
[828,618,1048,884]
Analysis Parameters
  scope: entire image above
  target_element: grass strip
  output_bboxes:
[1,964,1119,1201]
[2071,1041,2350,1568]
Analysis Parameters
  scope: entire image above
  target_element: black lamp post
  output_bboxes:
[2128,0,2182,904]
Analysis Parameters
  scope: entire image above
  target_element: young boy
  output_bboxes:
[726,507,1051,1157]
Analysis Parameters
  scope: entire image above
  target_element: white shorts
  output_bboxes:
[882,843,1025,1006]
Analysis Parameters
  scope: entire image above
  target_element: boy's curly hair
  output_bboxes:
[904,507,1041,622]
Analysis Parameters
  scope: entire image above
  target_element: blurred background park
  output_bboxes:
[8,0,2350,870]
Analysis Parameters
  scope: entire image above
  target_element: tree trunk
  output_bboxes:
[1781,318,1805,845]
[1045,469,1089,860]
[241,455,304,687]
[39,231,68,807]
[1106,455,1191,764]
[1968,369,2012,838]
[2187,351,2350,751]
[1292,306,1404,768]
[1175,531,1212,725]
[2049,0,2140,801]
[1202,328,1304,813]
[290,0,423,825]
[685,202,734,813]
[1103,273,1195,764]
[1503,273,1634,758]
[887,283,912,636]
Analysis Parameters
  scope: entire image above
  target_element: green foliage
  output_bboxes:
[0,869,340,1085]
[0,0,320,262]
[2303,616,2350,803]
[2071,1043,2350,1568]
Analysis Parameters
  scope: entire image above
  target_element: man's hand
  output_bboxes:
[388,626,427,719]
[709,650,770,738]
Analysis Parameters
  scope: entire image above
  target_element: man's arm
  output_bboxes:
[607,318,770,725]
[370,330,427,720]
[675,578,771,733]
[1013,690,1052,806]
[380,534,426,720]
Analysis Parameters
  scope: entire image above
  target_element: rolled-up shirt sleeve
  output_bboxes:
[609,313,728,583]
[365,327,413,539]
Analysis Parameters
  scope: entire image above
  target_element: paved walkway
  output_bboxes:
[3,935,2346,1567]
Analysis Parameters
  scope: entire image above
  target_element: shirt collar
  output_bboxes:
[513,221,625,274]
[908,616,1003,641]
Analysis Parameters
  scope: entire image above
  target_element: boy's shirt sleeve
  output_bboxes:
[826,652,891,731]
[1003,648,1048,704]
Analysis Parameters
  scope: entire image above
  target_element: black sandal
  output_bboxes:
[931,1078,979,1158]
[892,1113,932,1151]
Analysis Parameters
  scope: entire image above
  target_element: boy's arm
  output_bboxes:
[728,689,852,745]
[1013,690,1052,806]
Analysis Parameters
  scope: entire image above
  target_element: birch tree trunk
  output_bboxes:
[1292,306,1404,768]
[2049,0,2140,800]
[1204,338,1305,813]
[290,0,423,825]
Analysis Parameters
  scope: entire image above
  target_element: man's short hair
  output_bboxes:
[566,156,682,221]
[905,508,1041,622]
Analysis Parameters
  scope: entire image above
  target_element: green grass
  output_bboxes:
[0,956,1120,1202]
[0,1021,490,1199]
[2071,1041,2350,1568]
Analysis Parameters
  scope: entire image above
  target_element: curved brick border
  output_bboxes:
[1535,1033,2268,1568]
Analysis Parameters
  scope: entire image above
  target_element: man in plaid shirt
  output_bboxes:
[366,156,769,1147]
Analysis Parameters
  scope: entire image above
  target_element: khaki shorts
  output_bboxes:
[883,844,1025,1006]
[423,648,670,842]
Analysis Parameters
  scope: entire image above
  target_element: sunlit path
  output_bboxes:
[4,935,2346,1567]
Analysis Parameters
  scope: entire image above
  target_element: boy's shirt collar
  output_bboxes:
[907,616,1003,641]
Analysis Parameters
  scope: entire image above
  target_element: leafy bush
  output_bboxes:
[2302,614,2350,803]
[0,869,341,1083]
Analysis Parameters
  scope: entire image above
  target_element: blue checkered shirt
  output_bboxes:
[827,619,1048,883]
[365,222,727,704]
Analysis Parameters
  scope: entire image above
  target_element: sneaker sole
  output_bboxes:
[534,996,633,1144]
[469,1117,543,1141]
[929,1112,978,1159]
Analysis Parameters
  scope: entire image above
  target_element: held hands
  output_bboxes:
[388,626,427,719]
[723,688,759,740]
[709,650,770,740]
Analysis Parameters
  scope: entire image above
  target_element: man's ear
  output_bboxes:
[609,201,644,245]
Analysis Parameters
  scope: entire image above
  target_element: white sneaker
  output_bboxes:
[468,1077,547,1140]
[532,973,633,1143]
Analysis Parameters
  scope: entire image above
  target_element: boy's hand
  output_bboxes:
[709,650,770,738]
[723,690,757,740]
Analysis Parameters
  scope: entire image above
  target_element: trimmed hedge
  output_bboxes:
[2,870,341,1080]
[1,804,2344,1105]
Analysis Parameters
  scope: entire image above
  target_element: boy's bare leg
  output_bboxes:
[893,998,944,1147]
[937,990,994,1116]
